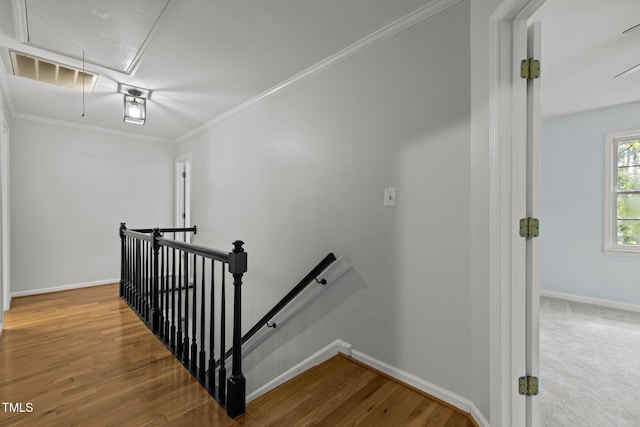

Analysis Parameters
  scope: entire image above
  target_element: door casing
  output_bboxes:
[489,1,545,426]
[1,110,9,312]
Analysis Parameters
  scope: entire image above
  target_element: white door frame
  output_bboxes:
[175,154,192,243]
[489,0,546,425]
[1,110,10,312]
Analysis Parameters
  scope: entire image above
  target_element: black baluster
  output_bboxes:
[164,246,170,342]
[146,240,151,323]
[119,223,126,297]
[177,249,183,357]
[199,256,206,382]
[127,236,132,303]
[208,259,216,393]
[183,251,190,364]
[151,229,161,333]
[191,254,198,372]
[136,240,142,313]
[123,235,129,302]
[227,241,247,418]
[159,241,165,339]
[128,236,132,303]
[170,247,177,351]
[143,241,148,321]
[218,265,226,404]
[140,241,145,318]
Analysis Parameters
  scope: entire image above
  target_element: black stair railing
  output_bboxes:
[217,253,336,365]
[119,223,247,418]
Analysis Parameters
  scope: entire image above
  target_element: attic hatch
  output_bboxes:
[10,51,97,92]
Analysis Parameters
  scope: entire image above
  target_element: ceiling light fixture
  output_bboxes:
[118,84,151,125]
[124,90,146,125]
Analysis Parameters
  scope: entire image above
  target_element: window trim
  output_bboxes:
[604,129,640,257]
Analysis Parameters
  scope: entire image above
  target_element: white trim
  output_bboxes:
[0,111,9,312]
[175,154,192,242]
[471,404,491,427]
[0,322,3,336]
[540,289,640,313]
[11,0,28,43]
[246,339,353,402]
[603,129,640,256]
[11,279,118,298]
[351,350,474,423]
[11,113,173,144]
[603,248,640,258]
[247,340,488,427]
[489,1,547,426]
[176,0,462,142]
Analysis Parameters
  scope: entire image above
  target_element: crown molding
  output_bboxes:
[176,0,463,142]
[12,0,28,43]
[12,112,173,143]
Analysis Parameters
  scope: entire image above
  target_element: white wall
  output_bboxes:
[10,118,174,294]
[177,0,473,407]
[541,101,640,306]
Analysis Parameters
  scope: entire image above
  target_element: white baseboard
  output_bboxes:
[350,350,489,427]
[247,339,489,427]
[11,279,119,298]
[541,289,640,313]
[0,321,3,337]
[246,339,353,402]
[470,404,490,427]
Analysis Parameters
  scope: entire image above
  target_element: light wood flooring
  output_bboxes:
[0,284,476,426]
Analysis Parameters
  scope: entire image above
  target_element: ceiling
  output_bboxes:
[0,0,434,141]
[4,1,635,138]
[532,0,640,118]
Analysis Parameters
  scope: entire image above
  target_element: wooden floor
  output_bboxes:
[0,284,476,427]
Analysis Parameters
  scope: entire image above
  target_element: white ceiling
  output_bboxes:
[0,0,434,141]
[532,0,640,118]
[22,0,177,74]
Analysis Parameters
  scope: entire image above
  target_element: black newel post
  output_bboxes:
[151,228,162,333]
[226,240,247,418]
[119,223,127,298]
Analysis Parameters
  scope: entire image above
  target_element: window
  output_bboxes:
[604,130,640,256]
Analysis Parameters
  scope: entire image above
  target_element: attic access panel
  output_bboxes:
[16,0,179,74]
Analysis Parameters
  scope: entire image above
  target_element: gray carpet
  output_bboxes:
[540,297,640,426]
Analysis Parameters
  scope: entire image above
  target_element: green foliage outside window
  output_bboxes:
[617,140,640,245]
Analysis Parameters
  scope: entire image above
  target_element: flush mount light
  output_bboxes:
[118,83,151,125]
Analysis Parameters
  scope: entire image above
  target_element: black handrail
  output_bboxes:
[118,223,247,418]
[156,237,230,262]
[132,226,198,234]
[219,253,336,364]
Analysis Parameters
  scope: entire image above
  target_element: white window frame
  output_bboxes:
[604,129,640,257]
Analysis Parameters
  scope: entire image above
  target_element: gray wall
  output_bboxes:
[10,118,175,293]
[541,101,640,306]
[177,0,473,407]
